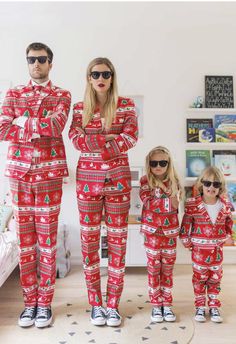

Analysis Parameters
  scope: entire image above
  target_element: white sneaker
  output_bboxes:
[151,307,163,323]
[209,308,223,323]
[106,308,122,327]
[163,306,176,322]
[195,307,206,322]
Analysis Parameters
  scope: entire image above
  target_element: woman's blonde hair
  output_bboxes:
[195,166,227,196]
[82,57,118,129]
[145,146,182,198]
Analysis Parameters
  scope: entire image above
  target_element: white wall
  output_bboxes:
[1,1,236,261]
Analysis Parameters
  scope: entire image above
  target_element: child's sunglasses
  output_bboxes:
[201,180,222,189]
[27,56,50,64]
[90,71,113,80]
[149,160,169,168]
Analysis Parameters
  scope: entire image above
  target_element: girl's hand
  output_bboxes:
[170,195,179,209]
[105,134,119,141]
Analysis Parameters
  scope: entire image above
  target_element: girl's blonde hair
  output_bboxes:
[195,166,227,196]
[145,146,182,198]
[82,57,118,129]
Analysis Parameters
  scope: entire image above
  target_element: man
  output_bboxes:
[0,42,71,328]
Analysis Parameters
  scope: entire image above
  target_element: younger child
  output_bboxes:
[139,146,182,323]
[180,166,233,323]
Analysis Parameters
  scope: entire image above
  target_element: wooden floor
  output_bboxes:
[0,264,235,344]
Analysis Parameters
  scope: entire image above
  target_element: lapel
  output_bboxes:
[195,194,228,225]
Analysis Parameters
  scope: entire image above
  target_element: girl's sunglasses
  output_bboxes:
[90,71,113,80]
[201,180,222,189]
[149,160,169,168]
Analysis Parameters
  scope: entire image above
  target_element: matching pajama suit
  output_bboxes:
[180,195,233,308]
[68,97,138,308]
[139,176,180,307]
[0,81,71,307]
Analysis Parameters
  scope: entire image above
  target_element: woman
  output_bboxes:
[69,57,138,326]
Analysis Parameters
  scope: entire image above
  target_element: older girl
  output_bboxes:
[139,146,182,323]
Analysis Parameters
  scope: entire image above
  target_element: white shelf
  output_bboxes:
[187,108,236,114]
[186,142,236,148]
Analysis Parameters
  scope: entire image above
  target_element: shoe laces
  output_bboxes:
[22,307,35,318]
[93,306,105,318]
[153,307,162,316]
[107,307,120,319]
[196,307,205,316]
[37,307,49,318]
[210,308,220,317]
[163,306,174,316]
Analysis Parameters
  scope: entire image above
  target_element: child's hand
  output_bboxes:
[170,195,179,209]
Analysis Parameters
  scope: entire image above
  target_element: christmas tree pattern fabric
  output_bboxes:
[0,80,71,181]
[78,183,130,308]
[69,96,138,308]
[180,195,233,308]
[139,175,180,307]
[69,97,138,196]
[10,178,63,307]
[0,80,71,308]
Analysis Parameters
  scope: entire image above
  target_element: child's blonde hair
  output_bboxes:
[195,166,227,196]
[145,146,182,198]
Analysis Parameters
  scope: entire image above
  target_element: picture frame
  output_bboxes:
[205,75,234,108]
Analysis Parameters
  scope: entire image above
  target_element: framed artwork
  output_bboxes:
[205,75,234,108]
[127,95,144,137]
[130,166,143,186]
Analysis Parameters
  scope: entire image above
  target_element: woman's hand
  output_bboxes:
[170,195,179,209]
[105,134,119,142]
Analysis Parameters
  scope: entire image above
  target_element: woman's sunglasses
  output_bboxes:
[201,180,222,189]
[149,160,169,168]
[90,71,113,80]
[26,56,50,64]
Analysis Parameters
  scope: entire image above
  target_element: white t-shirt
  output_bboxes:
[204,199,222,224]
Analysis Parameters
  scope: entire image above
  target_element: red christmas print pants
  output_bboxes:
[191,246,223,308]
[77,185,130,308]
[143,230,177,307]
[9,178,63,307]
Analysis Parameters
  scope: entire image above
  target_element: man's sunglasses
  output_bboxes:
[149,160,169,168]
[90,71,113,80]
[26,56,50,64]
[201,180,222,189]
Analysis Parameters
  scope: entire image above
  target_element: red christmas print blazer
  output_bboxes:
[139,175,180,238]
[0,81,71,180]
[68,97,138,196]
[180,195,233,249]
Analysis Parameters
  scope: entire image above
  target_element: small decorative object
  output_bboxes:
[190,96,204,108]
[205,75,234,108]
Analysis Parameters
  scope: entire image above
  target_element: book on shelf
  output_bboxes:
[212,150,236,178]
[232,214,236,245]
[214,114,236,142]
[186,118,213,142]
[227,182,236,212]
[199,128,215,143]
[186,150,211,177]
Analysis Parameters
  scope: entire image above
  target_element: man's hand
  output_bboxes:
[105,134,119,142]
[12,116,28,128]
